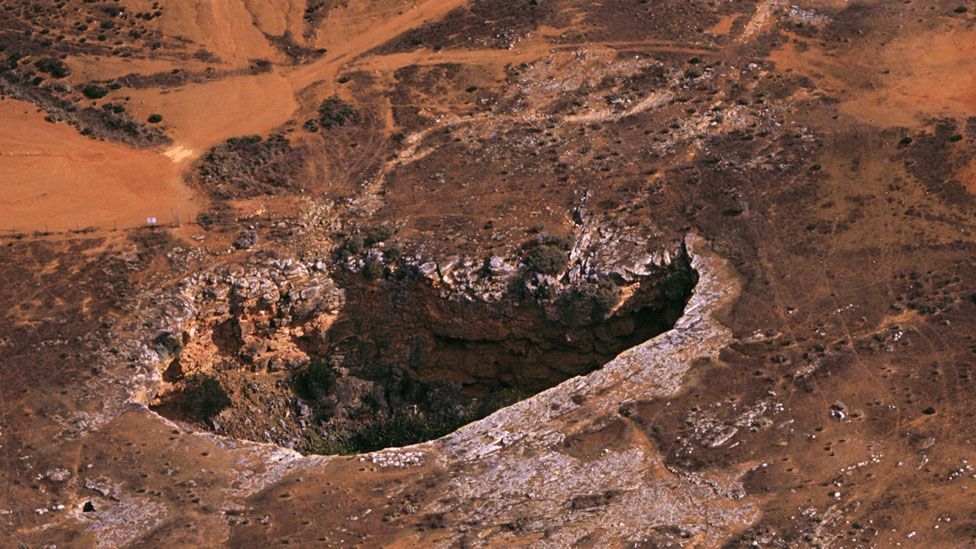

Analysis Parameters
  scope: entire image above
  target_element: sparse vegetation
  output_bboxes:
[363,223,396,245]
[363,257,386,280]
[558,281,621,326]
[7,0,976,541]
[523,244,568,275]
[337,233,365,258]
[35,58,70,78]
[82,84,108,99]
[197,134,305,198]
[294,360,336,401]
[522,235,572,275]
[317,96,358,129]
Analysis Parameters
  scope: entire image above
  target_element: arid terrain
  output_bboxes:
[2,0,976,546]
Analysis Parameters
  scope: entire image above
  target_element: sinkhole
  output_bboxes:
[150,248,697,455]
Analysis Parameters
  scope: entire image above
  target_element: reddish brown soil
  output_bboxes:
[3,0,976,547]
[0,98,199,231]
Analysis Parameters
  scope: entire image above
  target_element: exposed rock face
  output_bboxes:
[149,259,346,449]
[148,229,696,454]
[423,235,749,546]
[21,232,740,548]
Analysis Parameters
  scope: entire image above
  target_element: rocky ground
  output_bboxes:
[2,0,976,547]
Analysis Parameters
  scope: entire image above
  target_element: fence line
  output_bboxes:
[1,214,190,240]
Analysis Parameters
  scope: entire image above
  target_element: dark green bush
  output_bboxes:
[363,257,385,280]
[590,280,621,318]
[340,410,470,453]
[82,84,108,99]
[363,223,396,245]
[318,96,357,128]
[523,244,568,275]
[147,114,163,123]
[384,243,402,262]
[294,360,336,401]
[337,233,365,258]
[35,58,70,78]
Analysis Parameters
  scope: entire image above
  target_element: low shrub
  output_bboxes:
[557,281,620,326]
[363,257,385,280]
[523,244,568,275]
[82,84,108,99]
[35,58,70,78]
[363,223,396,245]
[337,233,365,258]
[384,243,402,262]
[293,360,336,401]
[226,134,262,146]
[318,96,358,129]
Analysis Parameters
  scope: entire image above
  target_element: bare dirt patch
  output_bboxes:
[0,98,199,231]
[842,26,976,127]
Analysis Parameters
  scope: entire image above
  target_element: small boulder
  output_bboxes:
[233,231,258,250]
